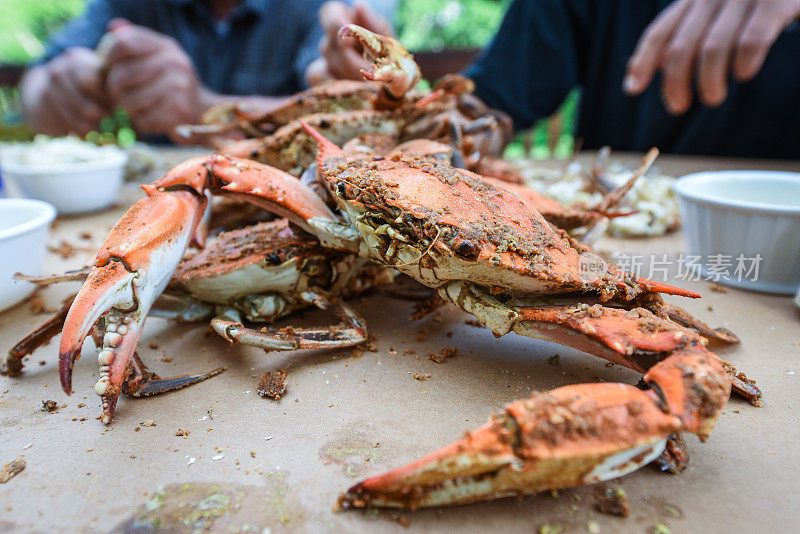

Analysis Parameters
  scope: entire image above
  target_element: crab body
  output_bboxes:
[199,25,509,175]
[7,26,761,514]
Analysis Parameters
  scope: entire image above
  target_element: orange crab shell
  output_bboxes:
[320,152,613,295]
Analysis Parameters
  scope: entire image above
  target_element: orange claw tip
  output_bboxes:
[414,88,445,109]
[636,279,702,299]
[299,121,345,158]
[58,349,78,394]
[603,210,638,219]
[337,24,355,40]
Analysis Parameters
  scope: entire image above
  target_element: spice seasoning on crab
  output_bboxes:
[8,121,760,509]
[269,124,747,510]
[43,155,377,423]
[306,124,694,301]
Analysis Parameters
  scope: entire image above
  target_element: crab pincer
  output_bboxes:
[339,24,421,106]
[59,185,206,422]
[59,155,352,423]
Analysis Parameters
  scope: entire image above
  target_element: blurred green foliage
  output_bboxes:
[0,0,86,64]
[396,0,508,52]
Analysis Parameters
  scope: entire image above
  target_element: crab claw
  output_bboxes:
[339,24,420,104]
[60,189,205,423]
[339,383,681,509]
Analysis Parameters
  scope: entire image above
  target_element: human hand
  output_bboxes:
[101,19,207,141]
[624,0,800,114]
[315,1,394,82]
[22,47,108,136]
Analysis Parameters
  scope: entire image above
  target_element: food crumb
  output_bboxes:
[0,457,26,483]
[175,428,190,438]
[250,451,256,458]
[653,524,671,534]
[464,319,482,327]
[539,524,564,534]
[662,504,681,518]
[404,348,415,355]
[413,373,431,381]
[41,400,60,413]
[258,369,287,399]
[709,282,728,293]
[38,360,46,366]
[160,357,172,363]
[427,347,457,364]
[142,420,156,427]
[586,520,600,534]
[547,354,560,366]
[148,341,159,349]
[48,240,78,259]
[594,484,630,517]
[27,294,47,315]
[380,512,410,527]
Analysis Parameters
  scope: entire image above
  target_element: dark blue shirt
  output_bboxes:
[42,0,325,96]
[466,0,800,159]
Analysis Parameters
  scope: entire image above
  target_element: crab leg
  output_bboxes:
[4,293,77,376]
[338,286,732,509]
[13,268,91,286]
[148,155,358,251]
[121,353,224,398]
[210,302,367,352]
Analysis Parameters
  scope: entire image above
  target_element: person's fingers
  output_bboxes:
[118,75,179,118]
[353,1,394,36]
[105,55,165,102]
[48,57,106,128]
[319,1,353,35]
[338,48,370,79]
[625,0,692,95]
[101,24,167,65]
[42,86,96,136]
[132,90,196,136]
[59,71,107,124]
[107,17,131,32]
[732,1,793,81]
[69,49,109,104]
[320,35,367,80]
[697,0,752,107]
[660,0,723,114]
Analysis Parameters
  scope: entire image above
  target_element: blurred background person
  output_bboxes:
[464,0,800,158]
[20,0,330,142]
[320,0,800,159]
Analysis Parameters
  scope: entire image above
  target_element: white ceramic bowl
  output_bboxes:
[0,199,56,311]
[1,150,127,214]
[674,170,800,294]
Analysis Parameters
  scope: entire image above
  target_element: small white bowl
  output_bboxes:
[1,150,127,214]
[674,170,800,294]
[0,199,56,311]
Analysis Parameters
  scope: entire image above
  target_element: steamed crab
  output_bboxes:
[185,25,511,176]
[9,119,762,509]
[6,162,396,422]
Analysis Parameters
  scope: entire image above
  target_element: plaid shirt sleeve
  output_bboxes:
[293,4,325,89]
